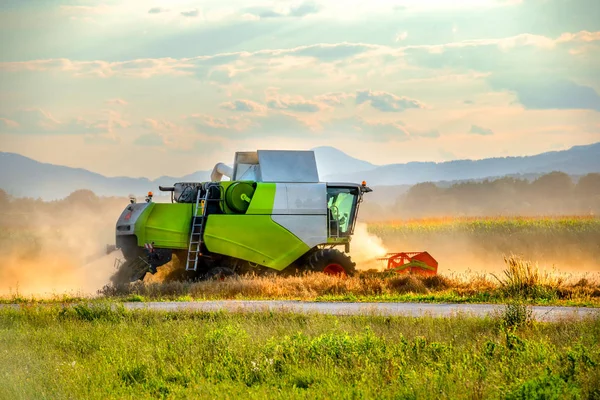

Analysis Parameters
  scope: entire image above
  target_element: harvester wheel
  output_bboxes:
[308,248,356,277]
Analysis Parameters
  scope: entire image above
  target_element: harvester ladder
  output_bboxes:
[185,184,223,271]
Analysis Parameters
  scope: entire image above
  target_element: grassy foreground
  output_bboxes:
[1,304,599,399]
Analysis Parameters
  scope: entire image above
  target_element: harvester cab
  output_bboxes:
[113,149,373,281]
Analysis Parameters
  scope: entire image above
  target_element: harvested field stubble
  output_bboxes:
[89,256,600,306]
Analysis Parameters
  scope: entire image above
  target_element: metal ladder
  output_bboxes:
[185,184,223,271]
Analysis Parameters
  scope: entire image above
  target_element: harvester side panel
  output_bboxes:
[245,183,277,214]
[137,203,193,249]
[272,215,327,249]
[134,202,155,246]
[203,215,310,270]
[273,183,328,215]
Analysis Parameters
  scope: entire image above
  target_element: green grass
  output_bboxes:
[1,304,599,399]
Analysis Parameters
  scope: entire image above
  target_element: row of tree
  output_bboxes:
[2,172,600,221]
[0,189,127,228]
[361,172,600,220]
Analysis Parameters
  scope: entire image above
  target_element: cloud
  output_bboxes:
[83,134,120,145]
[266,98,322,113]
[469,125,494,135]
[0,108,129,136]
[265,89,329,113]
[134,132,165,147]
[142,118,177,132]
[315,92,354,106]
[290,43,377,61]
[3,108,61,132]
[1,31,597,94]
[323,117,439,141]
[395,31,408,42]
[267,101,321,113]
[251,9,284,18]
[355,90,426,112]
[289,1,321,17]
[220,91,332,115]
[489,77,600,111]
[136,118,219,152]
[187,111,318,139]
[244,1,321,19]
[148,7,168,14]
[400,31,600,73]
[180,9,199,17]
[105,98,128,106]
[557,31,600,43]
[59,5,111,15]
[220,100,266,112]
[187,114,256,135]
[208,68,233,84]
[0,118,19,129]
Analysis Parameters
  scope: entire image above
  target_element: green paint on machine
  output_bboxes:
[203,215,310,270]
[130,182,311,269]
[204,182,309,270]
[135,203,193,249]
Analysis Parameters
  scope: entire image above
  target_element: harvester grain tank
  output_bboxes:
[113,150,374,281]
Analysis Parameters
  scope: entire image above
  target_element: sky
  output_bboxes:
[0,0,599,179]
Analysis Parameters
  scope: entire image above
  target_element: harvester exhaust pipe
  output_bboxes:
[210,163,233,182]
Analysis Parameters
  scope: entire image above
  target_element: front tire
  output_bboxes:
[307,248,357,277]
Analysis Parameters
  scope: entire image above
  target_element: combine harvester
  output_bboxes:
[109,149,437,282]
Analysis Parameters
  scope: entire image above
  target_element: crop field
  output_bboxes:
[1,304,599,399]
[366,216,600,274]
[2,215,600,305]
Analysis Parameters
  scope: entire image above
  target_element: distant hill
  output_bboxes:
[0,152,211,200]
[322,142,600,185]
[312,146,377,177]
[1,142,599,200]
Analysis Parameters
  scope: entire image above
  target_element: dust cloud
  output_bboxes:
[0,198,126,298]
[349,222,389,270]
[378,230,600,278]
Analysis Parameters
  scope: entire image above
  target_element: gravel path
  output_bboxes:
[120,301,599,322]
[3,301,598,321]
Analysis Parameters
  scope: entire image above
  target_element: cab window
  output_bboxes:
[327,187,359,237]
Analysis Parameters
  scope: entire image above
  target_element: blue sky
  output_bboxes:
[0,0,599,178]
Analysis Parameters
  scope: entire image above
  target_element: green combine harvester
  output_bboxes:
[112,150,372,282]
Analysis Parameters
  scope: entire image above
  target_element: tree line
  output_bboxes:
[2,171,600,222]
[362,172,600,220]
[0,189,127,228]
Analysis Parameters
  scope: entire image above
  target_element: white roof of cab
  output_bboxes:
[233,150,320,183]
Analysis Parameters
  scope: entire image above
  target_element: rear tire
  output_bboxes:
[307,248,356,277]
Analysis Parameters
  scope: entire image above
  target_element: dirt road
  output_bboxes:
[120,301,597,321]
[3,301,598,321]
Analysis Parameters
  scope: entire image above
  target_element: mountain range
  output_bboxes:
[1,142,599,200]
